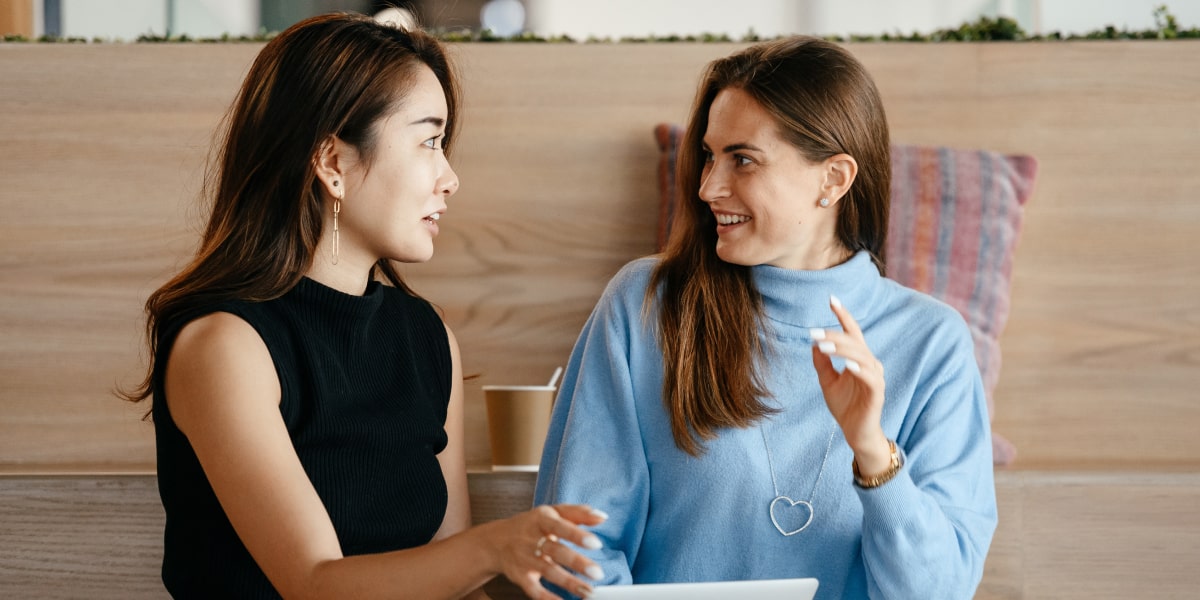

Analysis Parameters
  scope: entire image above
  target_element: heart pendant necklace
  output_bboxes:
[761,423,837,536]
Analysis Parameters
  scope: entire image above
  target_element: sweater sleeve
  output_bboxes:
[857,315,998,600]
[535,266,651,590]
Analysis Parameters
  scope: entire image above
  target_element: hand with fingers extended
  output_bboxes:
[809,295,894,477]
[480,504,608,600]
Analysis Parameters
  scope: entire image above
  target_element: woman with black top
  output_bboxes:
[121,13,605,600]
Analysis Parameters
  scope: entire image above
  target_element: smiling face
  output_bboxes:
[698,86,848,271]
[334,64,458,268]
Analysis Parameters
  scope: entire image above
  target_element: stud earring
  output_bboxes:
[819,197,830,208]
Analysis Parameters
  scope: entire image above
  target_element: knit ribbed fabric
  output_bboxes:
[152,277,452,598]
[536,252,997,600]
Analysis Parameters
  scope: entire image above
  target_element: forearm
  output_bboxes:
[303,524,499,600]
[858,459,996,599]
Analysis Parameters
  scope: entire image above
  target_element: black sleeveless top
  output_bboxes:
[152,278,452,598]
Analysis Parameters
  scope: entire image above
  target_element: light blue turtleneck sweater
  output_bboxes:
[535,251,996,600]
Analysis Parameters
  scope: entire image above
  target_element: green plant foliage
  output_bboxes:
[33,34,88,43]
[616,32,735,43]
[835,15,1027,42]
[430,28,574,43]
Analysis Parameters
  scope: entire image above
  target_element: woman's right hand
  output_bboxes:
[482,504,608,599]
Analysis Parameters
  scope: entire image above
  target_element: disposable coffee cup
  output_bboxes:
[483,385,556,472]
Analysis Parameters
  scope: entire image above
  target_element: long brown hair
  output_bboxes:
[120,13,460,405]
[649,37,891,455]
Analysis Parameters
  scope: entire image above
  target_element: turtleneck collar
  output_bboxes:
[290,275,386,321]
[751,250,883,333]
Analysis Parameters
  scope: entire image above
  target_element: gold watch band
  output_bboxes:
[852,439,903,489]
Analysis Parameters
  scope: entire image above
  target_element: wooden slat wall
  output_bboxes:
[3,39,1199,600]
[1,42,1198,472]
[0,475,166,599]
[0,472,536,600]
[1,44,255,469]
[858,42,1200,469]
[4,471,1200,599]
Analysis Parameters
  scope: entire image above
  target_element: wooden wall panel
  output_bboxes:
[0,475,166,598]
[408,44,731,468]
[854,43,1200,468]
[1,42,1198,471]
[1,45,257,470]
[4,472,1199,598]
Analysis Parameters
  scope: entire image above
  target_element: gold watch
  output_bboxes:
[853,439,903,489]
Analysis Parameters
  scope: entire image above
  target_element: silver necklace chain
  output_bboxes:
[760,423,837,536]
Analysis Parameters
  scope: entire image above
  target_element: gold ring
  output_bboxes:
[534,535,549,558]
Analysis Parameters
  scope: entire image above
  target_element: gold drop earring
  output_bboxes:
[332,180,341,265]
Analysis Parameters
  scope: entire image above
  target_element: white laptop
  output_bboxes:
[590,578,818,600]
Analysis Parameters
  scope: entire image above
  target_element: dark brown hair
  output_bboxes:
[120,13,460,405]
[649,36,891,455]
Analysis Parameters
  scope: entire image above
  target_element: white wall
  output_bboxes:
[524,0,808,39]
[48,0,1200,39]
[59,0,258,40]
[61,0,164,40]
[524,0,1200,39]
[172,0,259,38]
[800,0,1004,38]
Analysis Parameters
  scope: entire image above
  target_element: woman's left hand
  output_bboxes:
[810,295,891,471]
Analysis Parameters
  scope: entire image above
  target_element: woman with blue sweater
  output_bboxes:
[535,37,997,599]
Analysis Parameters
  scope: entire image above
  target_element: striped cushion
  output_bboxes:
[888,144,1036,465]
[654,124,1037,465]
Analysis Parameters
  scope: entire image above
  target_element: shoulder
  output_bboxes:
[169,312,267,362]
[169,312,273,380]
[870,281,982,399]
[165,312,279,432]
[603,256,660,302]
[152,298,271,392]
[439,318,460,362]
[876,278,974,350]
[583,256,661,325]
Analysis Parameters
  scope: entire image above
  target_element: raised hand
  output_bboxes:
[810,295,893,477]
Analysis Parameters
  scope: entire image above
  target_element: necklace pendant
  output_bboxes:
[769,495,814,536]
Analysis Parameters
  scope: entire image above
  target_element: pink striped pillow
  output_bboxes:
[654,125,1037,465]
[888,144,1037,465]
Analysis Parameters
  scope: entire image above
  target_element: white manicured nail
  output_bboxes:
[589,508,609,520]
[845,359,861,373]
[582,535,603,550]
[809,328,826,340]
[818,341,836,354]
[586,565,605,580]
[830,295,842,309]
